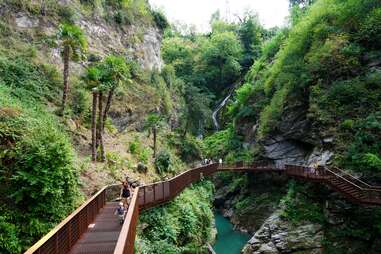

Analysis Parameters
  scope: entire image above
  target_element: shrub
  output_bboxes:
[154,150,173,175]
[139,148,150,164]
[151,9,169,30]
[0,55,61,103]
[137,181,214,253]
[0,85,80,252]
[70,83,90,118]
[58,5,78,22]
[179,135,203,162]
[341,113,381,174]
[280,181,325,225]
[129,139,140,155]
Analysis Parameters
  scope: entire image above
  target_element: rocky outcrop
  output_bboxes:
[6,7,163,72]
[262,135,333,167]
[214,173,287,234]
[242,212,323,254]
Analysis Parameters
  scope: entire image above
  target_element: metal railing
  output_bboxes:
[285,164,326,180]
[114,187,140,254]
[138,164,219,210]
[24,184,120,254]
[25,162,381,254]
[285,165,381,204]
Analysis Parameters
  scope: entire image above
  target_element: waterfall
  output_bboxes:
[212,90,234,130]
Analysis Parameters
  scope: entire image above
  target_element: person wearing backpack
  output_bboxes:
[120,181,131,208]
[114,202,127,225]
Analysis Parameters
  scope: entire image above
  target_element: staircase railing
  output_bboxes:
[332,166,381,190]
[25,162,381,254]
[114,187,140,254]
[24,184,119,254]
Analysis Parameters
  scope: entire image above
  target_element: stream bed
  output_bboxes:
[212,211,250,254]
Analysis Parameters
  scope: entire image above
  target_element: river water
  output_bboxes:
[212,211,250,254]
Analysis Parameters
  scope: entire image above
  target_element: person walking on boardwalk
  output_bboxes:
[114,202,127,225]
[120,181,132,208]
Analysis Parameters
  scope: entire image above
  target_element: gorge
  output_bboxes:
[0,0,380,254]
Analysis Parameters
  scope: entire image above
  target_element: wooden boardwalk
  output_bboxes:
[69,202,121,254]
[25,163,381,254]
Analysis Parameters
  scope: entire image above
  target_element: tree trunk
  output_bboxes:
[153,127,157,158]
[61,45,70,116]
[182,120,188,138]
[102,87,115,132]
[91,89,98,162]
[97,92,105,162]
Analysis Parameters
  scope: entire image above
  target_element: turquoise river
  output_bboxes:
[212,211,250,254]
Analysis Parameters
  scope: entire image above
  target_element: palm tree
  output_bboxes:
[99,55,130,131]
[97,90,105,161]
[144,113,163,158]
[57,23,87,115]
[83,66,102,162]
[91,88,98,162]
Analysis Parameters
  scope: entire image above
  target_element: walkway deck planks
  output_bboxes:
[26,163,381,254]
[69,202,121,254]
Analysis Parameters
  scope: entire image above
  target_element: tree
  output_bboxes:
[91,88,98,161]
[97,90,105,161]
[83,56,130,161]
[289,0,315,7]
[181,85,212,137]
[83,66,102,161]
[198,31,243,94]
[98,55,130,131]
[238,11,264,70]
[144,113,163,158]
[57,23,87,115]
[162,37,197,81]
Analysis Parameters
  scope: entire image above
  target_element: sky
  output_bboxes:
[148,0,290,32]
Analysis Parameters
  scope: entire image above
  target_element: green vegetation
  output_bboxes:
[161,12,267,135]
[144,113,164,158]
[1,0,381,253]
[280,181,325,225]
[57,23,87,115]
[0,0,177,252]
[227,0,381,173]
[0,52,80,252]
[136,181,215,254]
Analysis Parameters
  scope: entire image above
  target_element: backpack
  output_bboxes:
[122,187,130,198]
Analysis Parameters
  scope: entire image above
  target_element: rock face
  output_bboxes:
[262,135,333,167]
[128,26,163,70]
[8,8,163,72]
[213,173,287,234]
[15,13,39,28]
[242,212,323,254]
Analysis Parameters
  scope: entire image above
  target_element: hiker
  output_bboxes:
[114,202,127,225]
[120,181,132,208]
[219,158,222,164]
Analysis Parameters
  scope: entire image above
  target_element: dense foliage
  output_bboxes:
[214,0,381,252]
[228,0,381,173]
[0,52,80,253]
[136,181,214,254]
[161,12,267,135]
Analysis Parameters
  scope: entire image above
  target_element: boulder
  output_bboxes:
[243,211,323,254]
[15,13,39,28]
[136,162,148,174]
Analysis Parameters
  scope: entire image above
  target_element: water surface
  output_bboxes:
[212,211,250,254]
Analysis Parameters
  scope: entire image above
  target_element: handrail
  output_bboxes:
[114,187,140,254]
[24,184,119,254]
[25,162,381,254]
[325,168,381,193]
[332,166,381,190]
[325,168,364,190]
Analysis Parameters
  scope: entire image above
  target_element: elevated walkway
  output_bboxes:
[25,163,381,254]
